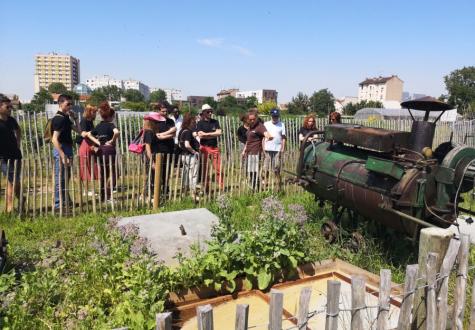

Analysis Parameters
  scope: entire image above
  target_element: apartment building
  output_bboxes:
[85,75,124,90]
[358,75,403,103]
[235,89,278,104]
[34,53,80,93]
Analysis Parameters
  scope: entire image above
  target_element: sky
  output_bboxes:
[0,0,474,103]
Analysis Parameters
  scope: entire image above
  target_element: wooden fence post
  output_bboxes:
[155,312,172,330]
[377,269,391,330]
[235,304,249,330]
[269,289,284,330]
[426,252,439,330]
[436,238,461,330]
[351,275,366,330]
[326,280,341,330]
[453,234,470,330]
[397,264,418,330]
[414,227,452,329]
[297,287,312,329]
[469,279,475,330]
[197,304,213,330]
[153,153,162,209]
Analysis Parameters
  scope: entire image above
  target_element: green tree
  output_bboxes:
[88,90,107,106]
[48,82,67,94]
[63,90,80,102]
[343,100,383,116]
[309,89,335,117]
[149,89,167,103]
[123,89,145,103]
[220,95,237,108]
[29,88,53,112]
[287,92,309,114]
[203,96,218,109]
[257,101,278,115]
[245,96,258,109]
[121,101,148,112]
[444,66,475,116]
[96,85,123,101]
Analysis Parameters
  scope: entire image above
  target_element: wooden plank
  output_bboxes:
[153,153,161,209]
[470,279,475,330]
[269,289,284,330]
[436,238,461,330]
[197,304,214,330]
[235,304,249,330]
[397,264,419,330]
[377,269,391,330]
[426,252,438,330]
[325,280,340,330]
[155,312,172,330]
[297,287,312,329]
[351,275,365,330]
[452,234,470,330]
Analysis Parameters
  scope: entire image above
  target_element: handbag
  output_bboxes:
[128,129,144,154]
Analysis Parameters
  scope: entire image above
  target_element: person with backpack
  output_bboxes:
[0,95,22,212]
[77,105,98,183]
[51,94,79,211]
[86,102,120,203]
[178,112,200,198]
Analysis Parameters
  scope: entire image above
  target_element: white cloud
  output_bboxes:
[231,45,253,56]
[197,38,224,48]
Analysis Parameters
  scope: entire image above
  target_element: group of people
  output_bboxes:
[0,92,340,212]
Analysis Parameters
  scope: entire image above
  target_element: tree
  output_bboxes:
[257,101,278,115]
[444,66,475,116]
[97,85,123,101]
[88,90,107,106]
[121,101,148,112]
[149,89,167,103]
[203,96,217,109]
[123,89,145,103]
[287,92,310,114]
[245,96,258,109]
[309,89,335,117]
[343,100,383,116]
[48,82,67,94]
[26,88,53,112]
[63,90,80,102]
[220,95,237,108]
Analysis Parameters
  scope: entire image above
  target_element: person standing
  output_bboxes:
[142,112,165,200]
[169,105,183,164]
[263,109,286,189]
[242,111,272,190]
[237,113,249,151]
[0,95,22,212]
[196,104,223,189]
[51,94,79,211]
[298,114,317,148]
[154,103,176,195]
[77,104,98,182]
[87,102,120,202]
[178,113,200,198]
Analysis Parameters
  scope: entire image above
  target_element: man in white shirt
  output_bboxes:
[263,108,286,189]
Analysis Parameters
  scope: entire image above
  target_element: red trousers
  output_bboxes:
[200,145,223,188]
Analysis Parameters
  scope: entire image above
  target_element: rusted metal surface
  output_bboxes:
[325,124,411,153]
[401,96,453,112]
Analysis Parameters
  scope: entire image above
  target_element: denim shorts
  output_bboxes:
[0,159,22,183]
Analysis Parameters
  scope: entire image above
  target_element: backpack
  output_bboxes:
[43,114,62,143]
[128,129,144,154]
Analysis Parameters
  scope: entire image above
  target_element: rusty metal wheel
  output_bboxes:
[321,221,338,243]
[347,232,366,252]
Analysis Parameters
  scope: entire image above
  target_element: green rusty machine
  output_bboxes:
[297,97,475,244]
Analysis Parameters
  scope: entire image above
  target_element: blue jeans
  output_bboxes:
[53,144,73,209]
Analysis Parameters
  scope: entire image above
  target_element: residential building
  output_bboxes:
[85,75,124,90]
[164,88,184,103]
[358,75,403,103]
[123,79,150,99]
[187,96,211,109]
[34,53,80,93]
[216,88,239,101]
[334,96,358,113]
[235,89,278,104]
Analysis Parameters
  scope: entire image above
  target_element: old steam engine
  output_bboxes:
[297,97,475,243]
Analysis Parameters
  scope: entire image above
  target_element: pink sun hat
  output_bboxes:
[144,112,166,122]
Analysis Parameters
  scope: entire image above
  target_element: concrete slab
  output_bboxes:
[117,208,219,266]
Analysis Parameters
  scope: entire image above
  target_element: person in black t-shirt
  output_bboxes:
[142,111,164,199]
[87,102,119,202]
[178,113,200,197]
[298,114,318,148]
[0,95,22,212]
[51,94,80,211]
[154,103,176,196]
[237,113,249,151]
[77,105,98,182]
[196,104,223,189]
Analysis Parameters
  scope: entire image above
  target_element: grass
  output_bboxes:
[0,191,472,329]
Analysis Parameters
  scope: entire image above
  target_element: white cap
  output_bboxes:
[201,104,213,112]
